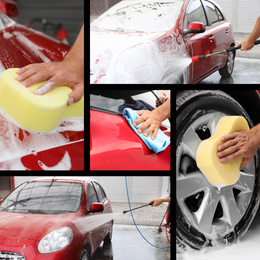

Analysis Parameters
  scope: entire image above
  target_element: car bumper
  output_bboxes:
[0,237,81,260]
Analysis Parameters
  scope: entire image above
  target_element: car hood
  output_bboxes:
[90,29,165,72]
[0,211,78,241]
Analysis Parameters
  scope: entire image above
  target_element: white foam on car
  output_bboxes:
[90,0,190,83]
[0,109,81,169]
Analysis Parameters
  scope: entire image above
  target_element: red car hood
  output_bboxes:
[90,29,165,72]
[0,211,77,241]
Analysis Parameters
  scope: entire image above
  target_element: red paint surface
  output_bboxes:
[0,178,112,259]
[90,110,170,170]
[0,18,84,170]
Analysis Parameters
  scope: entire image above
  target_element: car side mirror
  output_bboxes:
[90,203,104,213]
[184,22,205,36]
[0,0,19,19]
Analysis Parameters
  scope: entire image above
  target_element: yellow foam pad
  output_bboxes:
[196,116,250,188]
[0,68,84,133]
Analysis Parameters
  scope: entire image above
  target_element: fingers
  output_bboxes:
[34,81,56,95]
[132,111,158,140]
[132,111,145,127]
[16,64,50,87]
[67,83,84,105]
[235,42,242,48]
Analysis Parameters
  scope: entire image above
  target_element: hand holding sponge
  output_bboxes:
[0,68,84,133]
[196,116,250,188]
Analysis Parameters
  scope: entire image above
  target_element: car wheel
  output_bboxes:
[104,223,113,244]
[219,50,235,78]
[80,248,91,260]
[176,90,260,251]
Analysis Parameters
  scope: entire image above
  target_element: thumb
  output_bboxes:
[67,83,84,105]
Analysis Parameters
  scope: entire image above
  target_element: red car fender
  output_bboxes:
[90,110,170,170]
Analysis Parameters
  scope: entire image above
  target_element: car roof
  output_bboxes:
[27,176,96,183]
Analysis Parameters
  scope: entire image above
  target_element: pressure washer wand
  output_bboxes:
[191,39,260,63]
[123,202,154,214]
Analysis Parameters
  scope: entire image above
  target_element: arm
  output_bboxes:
[217,123,260,169]
[16,24,84,105]
[235,17,260,51]
[150,197,171,206]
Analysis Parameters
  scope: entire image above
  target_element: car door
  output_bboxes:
[86,182,105,251]
[185,0,217,82]
[202,0,231,67]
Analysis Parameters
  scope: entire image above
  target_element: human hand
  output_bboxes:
[16,60,84,105]
[235,38,255,51]
[150,198,163,206]
[156,90,170,107]
[132,109,163,140]
[217,130,258,169]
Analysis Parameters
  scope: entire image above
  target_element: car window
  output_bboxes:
[0,181,83,214]
[87,182,99,211]
[204,1,223,24]
[90,91,170,128]
[91,0,184,32]
[215,6,224,21]
[93,182,107,202]
[185,0,207,28]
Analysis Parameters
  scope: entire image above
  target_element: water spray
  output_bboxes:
[191,39,260,63]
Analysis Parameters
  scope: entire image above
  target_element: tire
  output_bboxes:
[80,248,91,260]
[176,90,260,251]
[219,50,235,78]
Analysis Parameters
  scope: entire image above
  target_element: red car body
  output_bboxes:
[90,0,235,84]
[0,177,113,259]
[0,9,84,170]
[90,90,170,170]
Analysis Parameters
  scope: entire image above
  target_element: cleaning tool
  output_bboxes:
[196,116,250,188]
[123,108,170,153]
[0,68,84,133]
[125,176,171,249]
[123,202,154,214]
[191,39,260,63]
[158,207,168,233]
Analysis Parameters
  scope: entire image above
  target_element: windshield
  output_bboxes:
[91,0,184,32]
[0,181,83,214]
[90,90,171,128]
[0,11,15,30]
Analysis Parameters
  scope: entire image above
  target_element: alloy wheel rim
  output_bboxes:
[176,112,255,236]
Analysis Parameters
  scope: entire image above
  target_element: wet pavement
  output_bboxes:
[93,202,171,260]
[200,56,260,84]
[93,224,171,260]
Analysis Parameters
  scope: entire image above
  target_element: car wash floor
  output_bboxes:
[177,205,260,260]
[93,202,171,260]
[201,57,260,84]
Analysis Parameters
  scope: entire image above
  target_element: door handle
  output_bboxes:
[209,35,214,43]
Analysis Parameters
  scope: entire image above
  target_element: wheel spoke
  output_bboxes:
[177,172,208,200]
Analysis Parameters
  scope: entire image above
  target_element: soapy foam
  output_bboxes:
[14,32,51,62]
[91,0,191,84]
[0,109,76,166]
[34,81,55,95]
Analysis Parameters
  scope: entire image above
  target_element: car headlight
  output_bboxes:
[38,226,73,254]
[115,43,151,71]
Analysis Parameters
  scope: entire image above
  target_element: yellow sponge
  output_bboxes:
[0,68,84,133]
[196,116,250,188]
